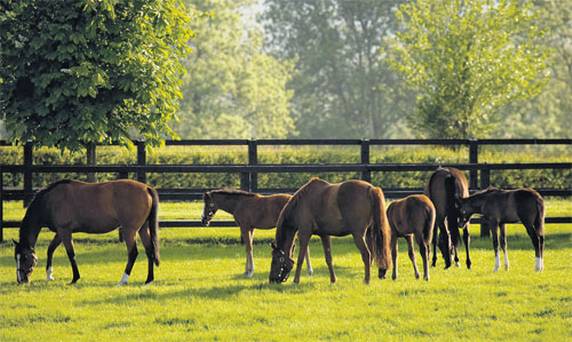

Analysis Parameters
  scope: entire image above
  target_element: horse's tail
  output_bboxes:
[424,202,436,244]
[147,187,160,266]
[444,172,462,248]
[535,192,545,236]
[369,187,392,271]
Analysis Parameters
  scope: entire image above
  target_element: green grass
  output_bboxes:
[0,201,571,341]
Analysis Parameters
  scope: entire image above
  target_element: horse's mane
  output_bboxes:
[276,178,325,230]
[30,179,74,205]
[470,186,499,198]
[210,188,257,197]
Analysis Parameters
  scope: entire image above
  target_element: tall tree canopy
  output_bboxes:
[176,0,294,139]
[0,0,192,150]
[263,0,411,139]
[389,0,550,139]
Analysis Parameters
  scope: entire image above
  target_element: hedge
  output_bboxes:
[0,145,570,191]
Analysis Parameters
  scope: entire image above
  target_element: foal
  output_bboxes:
[387,195,435,281]
[202,189,312,278]
[456,188,545,272]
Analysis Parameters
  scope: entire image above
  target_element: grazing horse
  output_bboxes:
[456,187,545,272]
[269,178,391,284]
[201,189,312,278]
[425,167,470,269]
[387,194,435,281]
[13,179,160,285]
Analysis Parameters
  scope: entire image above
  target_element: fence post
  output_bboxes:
[479,166,491,238]
[248,139,257,192]
[23,142,33,207]
[361,139,371,183]
[469,139,478,189]
[86,143,97,183]
[136,141,147,183]
[0,167,3,242]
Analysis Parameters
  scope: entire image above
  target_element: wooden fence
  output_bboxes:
[1,138,570,241]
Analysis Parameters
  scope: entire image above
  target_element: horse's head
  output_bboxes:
[201,192,218,226]
[269,242,294,284]
[454,197,472,228]
[13,240,37,284]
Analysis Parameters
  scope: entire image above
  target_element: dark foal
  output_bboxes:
[14,179,159,285]
[202,189,312,277]
[457,187,545,272]
[387,195,435,281]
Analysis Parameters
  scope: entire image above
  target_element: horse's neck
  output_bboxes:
[468,194,490,214]
[19,206,43,249]
[215,194,242,215]
[276,224,297,256]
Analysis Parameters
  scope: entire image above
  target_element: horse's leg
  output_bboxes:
[490,220,500,272]
[320,235,336,284]
[293,232,311,284]
[118,228,138,285]
[439,219,452,269]
[46,233,62,281]
[463,226,472,269]
[305,243,313,276]
[138,223,155,284]
[59,229,80,284]
[352,233,371,284]
[416,234,430,281]
[390,233,398,280]
[523,222,542,272]
[407,235,420,279]
[499,223,509,271]
[431,217,441,267]
[240,225,254,278]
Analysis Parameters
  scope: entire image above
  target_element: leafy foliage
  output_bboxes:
[263,0,412,138]
[176,0,294,139]
[389,0,550,138]
[0,0,192,150]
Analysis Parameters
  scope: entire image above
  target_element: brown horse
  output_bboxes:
[387,194,435,281]
[269,178,391,284]
[13,179,159,285]
[201,189,312,278]
[425,167,470,269]
[456,187,545,272]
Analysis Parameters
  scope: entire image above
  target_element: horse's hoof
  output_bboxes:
[444,264,451,270]
[116,281,128,287]
[455,262,460,267]
[414,273,420,280]
[144,281,154,286]
[307,269,314,276]
[424,276,429,281]
[244,271,254,278]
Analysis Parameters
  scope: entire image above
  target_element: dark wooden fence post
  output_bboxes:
[23,142,33,207]
[86,143,97,183]
[248,139,257,192]
[479,166,491,238]
[0,167,3,242]
[469,139,479,189]
[361,139,371,183]
[136,141,147,183]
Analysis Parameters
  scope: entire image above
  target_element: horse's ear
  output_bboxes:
[270,241,277,250]
[12,239,19,247]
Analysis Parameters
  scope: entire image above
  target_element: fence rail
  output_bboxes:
[1,138,571,241]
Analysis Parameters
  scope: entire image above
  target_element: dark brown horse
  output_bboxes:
[387,194,435,281]
[269,178,391,284]
[425,167,470,269]
[456,187,545,272]
[14,179,159,285]
[201,189,312,278]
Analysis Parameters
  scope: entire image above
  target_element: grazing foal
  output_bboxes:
[387,195,435,281]
[456,188,545,272]
[202,189,312,278]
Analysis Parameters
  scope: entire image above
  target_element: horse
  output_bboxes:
[425,166,470,269]
[13,179,160,285]
[386,194,435,281]
[201,188,313,278]
[456,187,545,272]
[269,178,392,284]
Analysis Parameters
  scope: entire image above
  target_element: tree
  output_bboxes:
[176,0,294,139]
[0,0,192,150]
[389,0,550,139]
[263,0,411,139]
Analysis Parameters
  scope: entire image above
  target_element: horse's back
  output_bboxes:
[426,167,468,217]
[239,193,291,229]
[388,194,435,236]
[45,179,153,232]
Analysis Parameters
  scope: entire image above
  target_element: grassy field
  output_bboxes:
[0,200,571,341]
